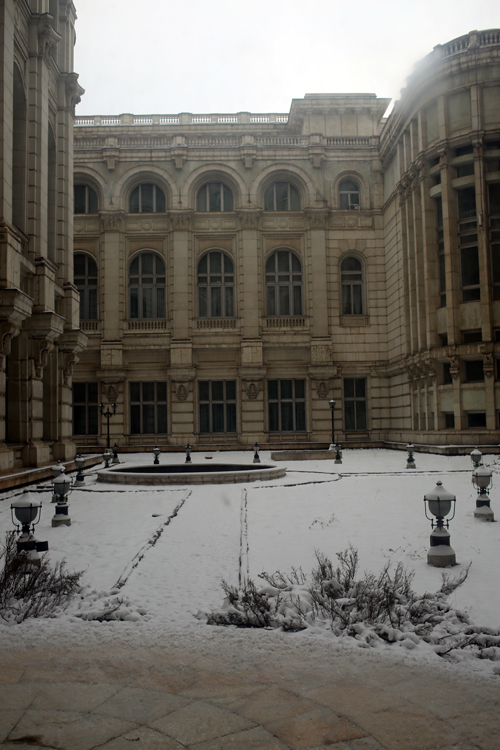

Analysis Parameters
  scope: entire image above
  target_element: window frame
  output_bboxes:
[338,179,361,210]
[74,183,98,214]
[344,377,367,431]
[197,250,235,318]
[265,249,303,317]
[128,251,166,320]
[264,181,300,211]
[268,379,306,432]
[72,382,99,436]
[196,181,234,212]
[129,381,168,435]
[340,256,364,316]
[489,183,500,300]
[198,380,237,434]
[457,187,480,302]
[129,183,166,214]
[74,252,98,321]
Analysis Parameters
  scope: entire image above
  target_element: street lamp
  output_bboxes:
[103,449,112,468]
[51,461,66,503]
[153,446,161,465]
[329,399,342,464]
[74,454,86,486]
[253,442,260,464]
[99,402,117,449]
[11,491,48,563]
[52,473,72,527]
[470,447,482,468]
[406,444,416,469]
[112,443,120,464]
[185,443,192,463]
[472,465,494,521]
[423,480,456,567]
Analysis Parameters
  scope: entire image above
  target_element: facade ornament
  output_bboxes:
[100,211,124,232]
[32,340,53,379]
[64,72,85,113]
[37,14,61,61]
[438,147,448,170]
[103,148,120,171]
[170,212,192,231]
[173,382,188,401]
[246,382,259,400]
[449,356,460,382]
[472,136,484,161]
[316,381,328,399]
[306,210,329,230]
[63,354,78,386]
[415,157,427,181]
[483,353,494,378]
[171,147,187,170]
[237,210,262,229]
[240,147,257,169]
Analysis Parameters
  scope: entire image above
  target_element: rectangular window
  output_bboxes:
[444,412,455,429]
[467,411,487,428]
[268,379,306,432]
[72,382,98,435]
[199,380,236,433]
[344,378,367,431]
[130,381,167,434]
[435,197,446,307]
[458,188,480,302]
[462,329,482,344]
[442,363,453,384]
[465,360,484,382]
[489,184,500,300]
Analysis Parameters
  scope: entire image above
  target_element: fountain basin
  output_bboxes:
[97,463,286,485]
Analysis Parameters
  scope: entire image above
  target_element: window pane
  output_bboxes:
[281,402,294,431]
[88,382,98,402]
[131,404,141,433]
[352,285,363,314]
[210,252,222,274]
[211,286,222,317]
[156,188,165,212]
[265,255,275,274]
[342,257,362,272]
[199,381,210,400]
[226,380,236,400]
[200,403,210,433]
[198,286,207,317]
[278,250,289,272]
[458,187,476,219]
[73,405,86,434]
[74,253,86,276]
[223,185,233,211]
[293,285,302,315]
[130,382,141,402]
[212,403,224,432]
[289,184,300,210]
[268,380,278,400]
[295,401,306,431]
[142,382,155,401]
[88,288,98,320]
[142,404,155,433]
[157,404,167,433]
[342,285,351,315]
[294,379,305,399]
[74,185,86,214]
[339,193,349,209]
[266,286,276,316]
[461,246,480,287]
[209,183,222,211]
[141,253,153,276]
[73,382,86,402]
[197,187,207,212]
[355,378,366,398]
[291,254,301,272]
[156,287,165,318]
[345,401,355,430]
[130,187,140,213]
[142,287,153,318]
[279,285,290,315]
[269,402,279,431]
[141,184,154,213]
[225,286,234,317]
[264,185,274,211]
[226,403,236,432]
[88,187,98,213]
[340,180,359,192]
[129,288,138,318]
[157,382,167,401]
[344,378,355,398]
[281,380,293,399]
[276,182,288,211]
[356,400,367,429]
[88,405,98,434]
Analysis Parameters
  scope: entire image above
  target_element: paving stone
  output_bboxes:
[96,725,185,749]
[0,709,24,743]
[0,683,41,710]
[266,706,367,749]
[179,675,266,706]
[96,686,190,724]
[151,700,255,746]
[0,666,23,684]
[7,709,137,750]
[31,682,118,712]
[306,739,386,750]
[449,712,500,750]
[355,707,464,750]
[191,724,290,749]
[230,685,319,724]
[304,681,406,719]
[387,674,499,720]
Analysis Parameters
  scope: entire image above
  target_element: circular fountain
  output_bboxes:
[97,462,286,486]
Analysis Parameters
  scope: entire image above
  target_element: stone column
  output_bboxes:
[483,351,496,430]
[237,210,262,339]
[306,210,330,338]
[439,148,461,345]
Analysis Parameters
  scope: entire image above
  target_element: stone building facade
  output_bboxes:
[0,0,85,471]
[72,30,500,450]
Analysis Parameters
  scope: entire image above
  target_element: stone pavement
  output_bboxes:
[0,640,499,750]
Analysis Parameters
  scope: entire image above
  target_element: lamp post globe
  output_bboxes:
[470,447,482,468]
[11,491,42,536]
[406,443,416,469]
[153,446,161,465]
[52,474,71,527]
[423,480,456,567]
[472,465,494,521]
[253,442,260,464]
[74,455,85,486]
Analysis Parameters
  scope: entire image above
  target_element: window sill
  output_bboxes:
[339,315,369,326]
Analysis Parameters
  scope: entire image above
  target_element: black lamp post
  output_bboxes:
[11,491,48,562]
[185,443,192,463]
[472,465,494,521]
[99,402,117,449]
[103,449,112,468]
[52,473,72,527]
[112,443,120,464]
[423,480,456,567]
[74,454,85,486]
[153,446,161,465]
[253,442,260,464]
[406,444,416,469]
[329,399,342,464]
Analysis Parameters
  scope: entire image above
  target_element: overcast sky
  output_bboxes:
[74,0,499,116]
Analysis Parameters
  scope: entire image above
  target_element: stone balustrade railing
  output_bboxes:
[75,113,290,127]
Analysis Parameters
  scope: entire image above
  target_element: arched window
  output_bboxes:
[339,179,360,209]
[265,250,303,316]
[129,183,165,213]
[341,257,364,315]
[196,182,234,212]
[129,252,166,319]
[74,253,98,320]
[74,184,98,214]
[198,251,235,318]
[264,181,300,211]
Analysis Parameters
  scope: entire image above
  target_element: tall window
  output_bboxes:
[489,183,500,299]
[435,197,446,307]
[341,257,363,315]
[74,253,98,320]
[129,252,166,319]
[199,381,236,433]
[73,382,98,435]
[458,187,480,302]
[344,378,367,431]
[74,184,98,214]
[266,250,303,316]
[264,181,300,211]
[130,382,167,434]
[339,179,360,209]
[129,183,165,213]
[196,182,233,212]
[268,379,306,432]
[198,251,234,318]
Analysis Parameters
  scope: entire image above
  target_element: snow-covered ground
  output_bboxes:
[1,449,499,678]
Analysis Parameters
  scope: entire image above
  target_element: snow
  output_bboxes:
[1,449,499,679]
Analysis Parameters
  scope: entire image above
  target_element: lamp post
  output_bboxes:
[472,465,494,521]
[99,402,117,449]
[153,446,161,465]
[253,442,260,464]
[52,473,72,527]
[11,491,48,564]
[423,480,456,567]
[74,454,86,486]
[51,461,65,502]
[329,399,342,464]
[103,449,112,468]
[406,444,416,469]
[185,443,192,464]
[112,442,120,464]
[470,447,482,468]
